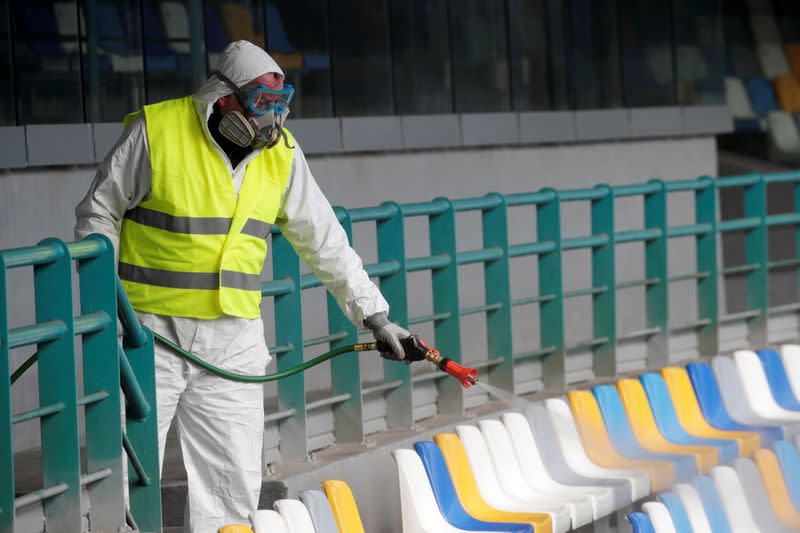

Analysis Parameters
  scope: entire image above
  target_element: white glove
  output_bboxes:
[364,312,411,361]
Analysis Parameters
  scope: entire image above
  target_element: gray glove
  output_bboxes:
[364,312,411,361]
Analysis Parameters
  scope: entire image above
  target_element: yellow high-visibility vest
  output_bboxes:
[118,96,294,319]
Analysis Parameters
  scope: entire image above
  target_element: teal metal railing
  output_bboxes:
[2,170,800,530]
[1,235,161,533]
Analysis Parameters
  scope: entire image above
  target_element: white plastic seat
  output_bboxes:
[273,499,316,533]
[455,424,571,533]
[478,419,594,528]
[733,350,800,423]
[251,510,290,533]
[710,466,763,533]
[160,1,192,54]
[712,355,800,437]
[767,111,800,164]
[726,77,758,119]
[732,457,794,533]
[544,398,651,501]
[780,345,800,400]
[641,502,678,533]
[673,484,712,533]
[500,413,616,519]
[392,449,476,533]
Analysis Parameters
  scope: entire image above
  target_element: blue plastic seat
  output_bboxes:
[773,440,800,511]
[656,492,693,533]
[686,361,782,447]
[691,476,733,533]
[413,442,532,533]
[627,511,656,533]
[745,76,780,116]
[757,349,800,411]
[640,373,739,463]
[592,385,696,481]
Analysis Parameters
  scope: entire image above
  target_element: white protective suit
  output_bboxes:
[75,41,388,533]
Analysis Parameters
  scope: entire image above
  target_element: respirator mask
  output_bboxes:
[215,71,295,150]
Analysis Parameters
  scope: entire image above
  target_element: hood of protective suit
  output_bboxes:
[193,40,284,119]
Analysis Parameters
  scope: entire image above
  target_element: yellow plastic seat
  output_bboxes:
[786,44,800,80]
[433,433,553,533]
[321,480,365,533]
[567,390,674,491]
[753,448,800,529]
[617,379,718,473]
[774,74,800,113]
[218,526,254,533]
[661,367,760,457]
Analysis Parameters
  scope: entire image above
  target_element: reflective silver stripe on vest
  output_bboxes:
[221,270,262,291]
[119,263,261,291]
[241,219,272,239]
[125,206,231,234]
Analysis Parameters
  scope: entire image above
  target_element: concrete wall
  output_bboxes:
[2,136,717,452]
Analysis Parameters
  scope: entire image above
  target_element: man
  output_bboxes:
[75,40,409,532]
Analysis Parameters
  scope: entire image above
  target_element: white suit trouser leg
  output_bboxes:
[151,320,267,533]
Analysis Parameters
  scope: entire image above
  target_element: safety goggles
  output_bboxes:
[216,71,295,116]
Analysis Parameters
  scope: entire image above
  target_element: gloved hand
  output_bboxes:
[364,312,411,361]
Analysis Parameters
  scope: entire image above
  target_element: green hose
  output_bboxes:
[9,334,373,386]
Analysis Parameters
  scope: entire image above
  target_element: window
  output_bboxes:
[448,0,511,113]
[389,0,452,115]
[329,0,393,116]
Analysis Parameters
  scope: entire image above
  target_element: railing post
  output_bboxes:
[536,189,566,391]
[123,329,162,533]
[377,201,413,428]
[272,230,308,460]
[591,185,617,378]
[430,198,464,415]
[695,176,719,356]
[482,193,514,393]
[645,180,669,368]
[34,238,81,533]
[78,235,124,530]
[0,256,13,533]
[327,207,364,444]
[744,173,769,346]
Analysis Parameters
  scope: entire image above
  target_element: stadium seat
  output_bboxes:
[627,511,656,533]
[218,526,253,533]
[775,74,800,113]
[273,499,316,533]
[750,13,782,46]
[752,448,800,528]
[672,484,713,533]
[617,379,718,473]
[661,367,759,457]
[642,501,677,533]
[655,492,693,533]
[710,466,762,533]
[298,489,338,533]
[756,349,800,411]
[455,424,572,532]
[433,433,554,533]
[759,42,792,78]
[766,110,800,163]
[685,361,782,446]
[499,413,617,517]
[780,345,800,400]
[250,510,289,533]
[773,440,800,510]
[732,457,795,532]
[321,480,365,533]
[786,44,800,79]
[565,391,673,492]
[745,76,781,116]
[691,475,733,533]
[413,442,533,533]
[640,373,738,464]
[592,385,696,481]
[725,77,762,131]
[521,403,634,507]
[393,448,482,533]
[715,354,800,430]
